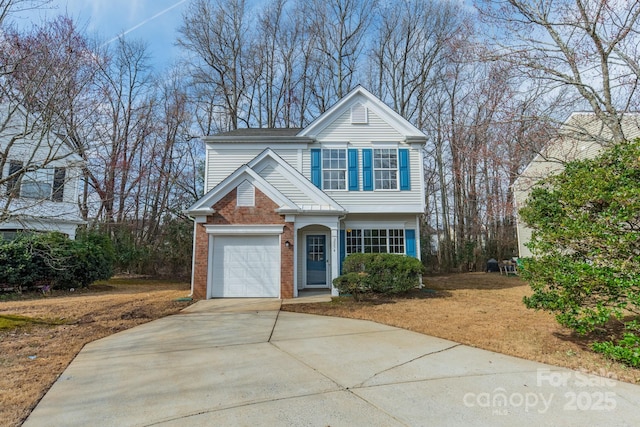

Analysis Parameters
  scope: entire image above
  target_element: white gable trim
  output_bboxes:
[298,86,426,141]
[186,165,298,214]
[248,149,345,212]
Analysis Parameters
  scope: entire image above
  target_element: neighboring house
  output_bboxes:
[513,112,640,258]
[0,104,85,239]
[187,86,427,299]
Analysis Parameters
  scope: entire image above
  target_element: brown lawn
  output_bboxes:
[0,280,193,427]
[283,272,640,386]
[3,273,640,427]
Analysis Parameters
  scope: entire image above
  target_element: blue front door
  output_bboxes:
[306,235,327,286]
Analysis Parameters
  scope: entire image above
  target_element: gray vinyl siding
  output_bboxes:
[206,148,300,192]
[315,108,403,142]
[257,164,316,206]
[512,112,636,257]
[0,107,85,228]
[302,145,424,212]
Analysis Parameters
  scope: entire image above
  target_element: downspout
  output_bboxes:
[188,216,197,297]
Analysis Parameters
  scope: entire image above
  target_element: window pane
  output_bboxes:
[373,149,397,190]
[346,229,362,255]
[21,169,53,199]
[322,149,346,190]
[21,182,52,199]
[349,228,404,254]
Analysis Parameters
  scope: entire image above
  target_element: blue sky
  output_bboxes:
[11,0,190,71]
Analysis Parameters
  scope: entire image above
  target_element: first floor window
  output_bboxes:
[346,229,362,254]
[346,228,405,255]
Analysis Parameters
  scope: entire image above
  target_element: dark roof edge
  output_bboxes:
[203,135,314,143]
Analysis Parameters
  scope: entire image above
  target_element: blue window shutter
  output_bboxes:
[399,149,410,191]
[362,148,373,191]
[406,229,416,258]
[311,149,321,188]
[340,229,346,274]
[348,149,358,191]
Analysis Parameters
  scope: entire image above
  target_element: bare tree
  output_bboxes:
[476,0,640,144]
[87,37,155,225]
[369,0,466,126]
[0,15,97,226]
[0,0,49,27]
[178,0,251,131]
[302,0,377,110]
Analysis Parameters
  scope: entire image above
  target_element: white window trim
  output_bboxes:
[204,224,284,235]
[21,169,54,200]
[345,227,406,255]
[321,147,348,191]
[373,148,399,191]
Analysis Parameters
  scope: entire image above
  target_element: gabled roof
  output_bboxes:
[215,128,302,137]
[186,149,345,216]
[203,128,311,144]
[0,103,83,164]
[514,112,640,190]
[248,149,345,212]
[298,85,427,142]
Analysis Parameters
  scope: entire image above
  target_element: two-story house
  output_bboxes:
[514,112,640,258]
[0,104,85,239]
[187,86,426,299]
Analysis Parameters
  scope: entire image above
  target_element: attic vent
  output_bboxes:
[351,103,368,124]
[236,180,255,207]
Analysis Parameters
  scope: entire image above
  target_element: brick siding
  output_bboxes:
[191,187,295,299]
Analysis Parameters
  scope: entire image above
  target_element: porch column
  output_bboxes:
[330,225,340,296]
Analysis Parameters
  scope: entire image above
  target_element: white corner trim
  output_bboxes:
[204,224,284,235]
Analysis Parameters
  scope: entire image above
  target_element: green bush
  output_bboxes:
[332,272,368,301]
[334,253,424,298]
[0,231,114,290]
[519,140,640,367]
[592,332,640,368]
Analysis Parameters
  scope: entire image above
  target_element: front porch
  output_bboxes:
[290,215,342,298]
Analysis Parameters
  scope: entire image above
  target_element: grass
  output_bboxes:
[0,314,66,330]
[283,272,640,385]
[3,273,640,426]
[0,279,192,427]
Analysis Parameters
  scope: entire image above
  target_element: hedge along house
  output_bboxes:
[513,112,640,258]
[186,86,427,299]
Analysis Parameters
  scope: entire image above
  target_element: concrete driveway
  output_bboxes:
[25,298,640,426]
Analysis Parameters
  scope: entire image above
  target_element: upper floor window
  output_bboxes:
[322,149,346,190]
[21,169,53,199]
[5,160,66,201]
[374,149,398,190]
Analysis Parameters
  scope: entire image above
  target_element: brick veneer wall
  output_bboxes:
[191,187,295,299]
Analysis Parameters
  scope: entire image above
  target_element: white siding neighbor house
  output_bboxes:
[513,113,640,258]
[187,86,427,299]
[0,105,85,239]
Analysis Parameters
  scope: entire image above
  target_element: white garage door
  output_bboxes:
[212,235,280,297]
